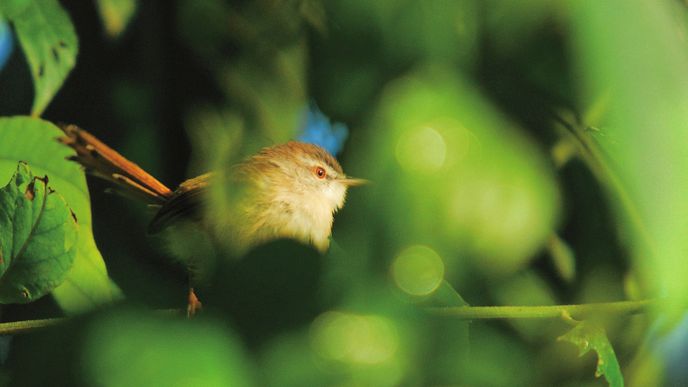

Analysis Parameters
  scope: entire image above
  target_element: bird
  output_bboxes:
[58,124,366,315]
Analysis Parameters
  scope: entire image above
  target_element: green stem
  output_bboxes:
[0,317,64,334]
[429,299,655,320]
[0,300,657,334]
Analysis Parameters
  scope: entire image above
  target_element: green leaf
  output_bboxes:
[0,0,78,116]
[558,321,624,387]
[0,162,77,303]
[95,0,138,38]
[0,0,31,18]
[0,116,121,313]
[569,0,688,315]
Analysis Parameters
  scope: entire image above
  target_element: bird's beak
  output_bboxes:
[339,177,369,186]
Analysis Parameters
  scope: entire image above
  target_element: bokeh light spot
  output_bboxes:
[311,311,399,365]
[395,126,447,173]
[392,245,445,296]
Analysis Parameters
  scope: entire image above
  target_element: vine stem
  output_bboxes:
[428,299,656,320]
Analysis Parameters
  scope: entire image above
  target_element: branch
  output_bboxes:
[0,309,183,335]
[0,317,64,334]
[428,299,656,320]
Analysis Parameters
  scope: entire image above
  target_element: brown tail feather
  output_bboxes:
[58,124,173,204]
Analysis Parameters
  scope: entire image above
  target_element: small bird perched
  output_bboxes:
[58,124,366,314]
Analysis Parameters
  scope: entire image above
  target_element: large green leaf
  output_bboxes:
[364,66,560,276]
[0,162,77,303]
[81,309,252,386]
[569,0,688,315]
[558,321,623,387]
[0,0,78,116]
[0,116,120,313]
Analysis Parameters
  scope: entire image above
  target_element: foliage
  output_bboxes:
[0,0,77,116]
[559,320,623,387]
[0,117,119,313]
[0,0,686,386]
[0,162,77,303]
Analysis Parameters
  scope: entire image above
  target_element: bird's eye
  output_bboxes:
[314,166,327,179]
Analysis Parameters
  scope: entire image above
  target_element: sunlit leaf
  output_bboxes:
[0,117,120,313]
[558,321,624,387]
[0,162,77,303]
[0,0,78,115]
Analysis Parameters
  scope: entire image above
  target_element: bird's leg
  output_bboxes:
[187,287,203,318]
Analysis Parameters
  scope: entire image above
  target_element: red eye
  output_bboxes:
[314,166,327,179]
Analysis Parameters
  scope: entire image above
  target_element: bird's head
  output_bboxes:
[251,142,366,215]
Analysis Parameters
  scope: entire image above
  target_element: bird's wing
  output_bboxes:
[147,173,213,234]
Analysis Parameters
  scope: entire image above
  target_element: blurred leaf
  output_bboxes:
[184,105,245,176]
[420,280,468,307]
[569,0,688,313]
[208,240,322,346]
[95,0,137,38]
[299,0,326,34]
[177,0,234,67]
[179,0,308,144]
[218,42,306,143]
[261,333,337,387]
[483,0,564,55]
[0,162,77,303]
[460,325,536,385]
[82,310,252,387]
[547,233,576,283]
[263,304,411,387]
[558,321,623,387]
[417,280,471,384]
[391,245,445,297]
[365,65,560,276]
[329,0,478,67]
[0,0,78,116]
[0,117,120,313]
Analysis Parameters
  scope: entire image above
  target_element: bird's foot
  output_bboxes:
[187,287,203,318]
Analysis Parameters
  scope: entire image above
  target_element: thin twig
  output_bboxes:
[0,309,184,335]
[0,317,65,335]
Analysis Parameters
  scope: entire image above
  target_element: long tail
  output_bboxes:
[58,124,174,205]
